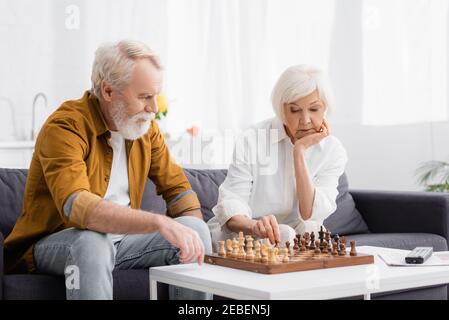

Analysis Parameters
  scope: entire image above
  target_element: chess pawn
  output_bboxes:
[238,242,246,260]
[322,241,329,254]
[246,245,254,260]
[339,243,346,256]
[314,240,321,254]
[270,248,280,264]
[350,240,357,256]
[255,242,262,262]
[282,248,290,263]
[285,241,292,256]
[325,231,331,244]
[300,238,307,252]
[296,234,301,248]
[293,238,299,252]
[332,241,338,256]
[254,240,260,249]
[309,237,316,250]
[246,236,255,260]
[333,235,340,252]
[267,248,274,263]
[226,239,233,255]
[232,239,239,258]
[310,232,315,249]
[261,248,268,263]
[274,248,280,263]
[260,244,267,257]
[218,241,226,257]
[304,232,310,247]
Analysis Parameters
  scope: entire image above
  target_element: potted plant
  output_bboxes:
[415,160,449,192]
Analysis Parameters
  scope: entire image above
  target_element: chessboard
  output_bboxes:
[205,227,374,274]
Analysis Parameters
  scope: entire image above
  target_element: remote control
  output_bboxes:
[405,247,433,264]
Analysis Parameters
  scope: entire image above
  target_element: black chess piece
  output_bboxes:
[333,234,340,249]
[304,232,310,248]
[309,236,316,250]
[332,241,338,255]
[309,232,315,249]
[318,226,325,249]
[325,231,331,242]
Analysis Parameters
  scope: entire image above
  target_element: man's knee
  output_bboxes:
[70,230,116,268]
[174,216,212,253]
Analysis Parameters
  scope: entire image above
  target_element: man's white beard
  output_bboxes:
[111,99,155,140]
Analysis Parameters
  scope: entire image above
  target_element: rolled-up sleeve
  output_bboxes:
[212,135,253,227]
[38,120,92,226]
[148,121,201,218]
[310,142,348,221]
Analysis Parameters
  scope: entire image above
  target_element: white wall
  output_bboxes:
[333,122,449,192]
[1,0,448,193]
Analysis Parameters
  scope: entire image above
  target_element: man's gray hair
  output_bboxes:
[271,65,334,121]
[91,40,161,99]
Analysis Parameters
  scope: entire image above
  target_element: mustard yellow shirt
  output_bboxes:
[4,91,200,273]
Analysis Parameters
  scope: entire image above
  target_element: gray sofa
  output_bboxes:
[1,168,449,300]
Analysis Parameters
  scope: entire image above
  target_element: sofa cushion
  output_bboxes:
[184,169,227,222]
[324,173,370,235]
[345,233,448,251]
[0,168,27,237]
[140,179,167,215]
[140,169,227,222]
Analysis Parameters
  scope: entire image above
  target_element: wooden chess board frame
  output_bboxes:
[204,252,374,274]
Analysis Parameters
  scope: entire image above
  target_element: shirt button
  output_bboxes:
[105,176,110,182]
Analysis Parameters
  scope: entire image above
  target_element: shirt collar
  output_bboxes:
[270,117,325,150]
[86,90,110,137]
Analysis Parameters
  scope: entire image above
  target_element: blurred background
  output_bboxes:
[0,0,448,191]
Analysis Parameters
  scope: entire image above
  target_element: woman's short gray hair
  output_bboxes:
[91,40,161,99]
[271,65,334,121]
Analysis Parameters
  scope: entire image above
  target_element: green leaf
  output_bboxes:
[415,160,449,190]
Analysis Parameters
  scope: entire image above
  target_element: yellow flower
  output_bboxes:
[157,94,168,114]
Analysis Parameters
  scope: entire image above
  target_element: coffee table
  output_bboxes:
[149,246,449,300]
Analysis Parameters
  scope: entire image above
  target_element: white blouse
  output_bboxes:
[208,117,348,237]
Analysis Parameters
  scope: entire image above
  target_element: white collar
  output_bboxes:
[270,117,325,150]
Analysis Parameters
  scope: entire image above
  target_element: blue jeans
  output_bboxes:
[33,216,212,300]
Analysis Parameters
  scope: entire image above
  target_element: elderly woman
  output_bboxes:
[208,65,348,247]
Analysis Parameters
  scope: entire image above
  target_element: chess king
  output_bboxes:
[208,65,348,250]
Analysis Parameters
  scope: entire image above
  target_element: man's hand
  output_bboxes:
[156,215,205,265]
[294,119,330,156]
[250,214,281,245]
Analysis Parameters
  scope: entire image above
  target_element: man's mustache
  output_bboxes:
[132,112,155,122]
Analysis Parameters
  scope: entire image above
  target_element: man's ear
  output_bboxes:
[101,80,113,102]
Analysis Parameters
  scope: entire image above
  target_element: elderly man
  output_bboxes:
[4,40,212,300]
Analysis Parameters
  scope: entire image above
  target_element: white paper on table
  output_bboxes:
[378,251,449,267]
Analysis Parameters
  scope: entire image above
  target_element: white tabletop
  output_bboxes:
[149,246,449,300]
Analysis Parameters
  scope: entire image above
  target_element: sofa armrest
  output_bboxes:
[0,231,3,300]
[350,190,449,240]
